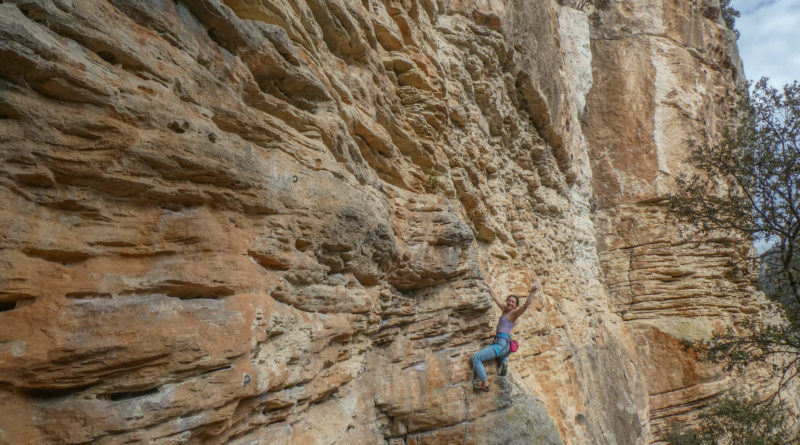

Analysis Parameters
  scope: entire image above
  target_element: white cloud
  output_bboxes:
[733,0,800,86]
[739,0,780,14]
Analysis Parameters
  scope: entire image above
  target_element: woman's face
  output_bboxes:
[505,296,517,312]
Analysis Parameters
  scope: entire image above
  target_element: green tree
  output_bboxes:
[669,78,800,320]
[720,0,741,37]
[668,78,800,440]
[666,392,800,445]
[560,0,610,12]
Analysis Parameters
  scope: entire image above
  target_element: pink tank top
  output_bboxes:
[496,314,515,335]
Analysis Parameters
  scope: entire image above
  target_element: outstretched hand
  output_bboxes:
[529,281,543,296]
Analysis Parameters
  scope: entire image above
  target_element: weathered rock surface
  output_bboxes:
[0,0,775,443]
[581,0,793,439]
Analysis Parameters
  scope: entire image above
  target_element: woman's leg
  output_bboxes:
[472,344,498,382]
[498,352,510,376]
[497,354,509,367]
[499,345,510,364]
[491,339,510,375]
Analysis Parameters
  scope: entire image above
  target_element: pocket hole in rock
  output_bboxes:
[97,51,117,64]
[105,387,160,401]
[167,121,187,133]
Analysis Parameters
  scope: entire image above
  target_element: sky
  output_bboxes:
[733,0,800,87]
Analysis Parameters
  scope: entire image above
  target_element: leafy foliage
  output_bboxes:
[560,0,610,12]
[668,78,800,310]
[760,245,800,324]
[720,0,741,37]
[690,320,800,399]
[558,0,611,26]
[665,392,800,445]
[668,78,800,441]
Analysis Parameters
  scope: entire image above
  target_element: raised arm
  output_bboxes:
[482,278,505,310]
[508,281,541,323]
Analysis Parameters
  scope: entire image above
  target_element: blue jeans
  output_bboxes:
[472,337,510,382]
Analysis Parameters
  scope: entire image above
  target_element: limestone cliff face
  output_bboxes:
[584,0,770,438]
[0,0,769,444]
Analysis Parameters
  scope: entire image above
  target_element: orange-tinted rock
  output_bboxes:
[0,0,778,444]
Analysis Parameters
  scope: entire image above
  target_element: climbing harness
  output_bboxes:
[492,333,517,356]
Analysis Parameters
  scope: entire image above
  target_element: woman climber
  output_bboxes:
[471,278,542,392]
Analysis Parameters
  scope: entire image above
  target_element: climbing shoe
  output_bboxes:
[473,381,490,392]
[499,362,507,376]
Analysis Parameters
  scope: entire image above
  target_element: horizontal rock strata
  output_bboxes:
[0,0,774,443]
